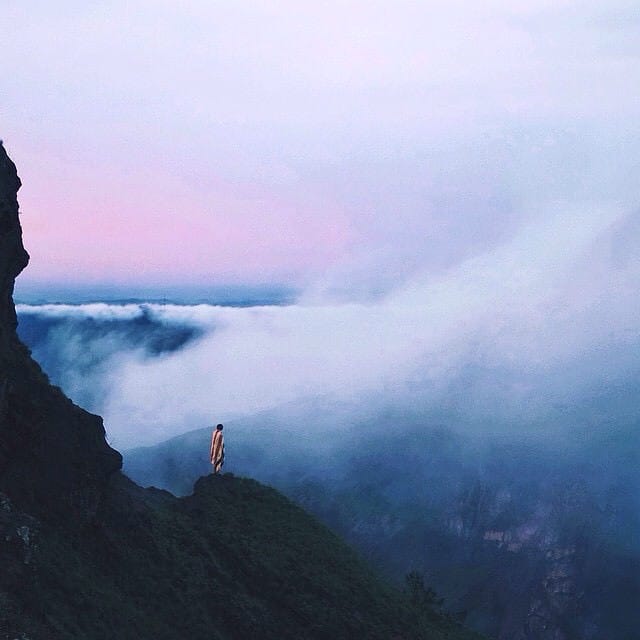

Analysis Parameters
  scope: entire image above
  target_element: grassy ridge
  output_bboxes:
[10,472,482,640]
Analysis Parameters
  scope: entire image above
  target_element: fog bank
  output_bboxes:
[17,204,640,448]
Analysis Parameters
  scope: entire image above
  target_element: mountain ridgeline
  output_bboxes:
[0,143,482,639]
[124,399,640,639]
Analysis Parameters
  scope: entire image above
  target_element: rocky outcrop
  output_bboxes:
[0,145,28,348]
[0,142,121,522]
[124,419,640,640]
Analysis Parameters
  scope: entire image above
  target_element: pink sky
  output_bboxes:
[13,141,353,286]
[2,2,639,290]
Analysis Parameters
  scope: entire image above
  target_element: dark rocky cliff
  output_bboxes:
[0,146,28,345]
[0,143,121,521]
[0,143,481,640]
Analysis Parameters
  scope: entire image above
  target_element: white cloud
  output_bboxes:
[21,202,637,447]
[5,2,640,449]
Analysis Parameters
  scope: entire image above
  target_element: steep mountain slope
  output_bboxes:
[125,411,640,640]
[0,142,481,640]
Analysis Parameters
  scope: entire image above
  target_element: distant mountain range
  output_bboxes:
[14,283,298,307]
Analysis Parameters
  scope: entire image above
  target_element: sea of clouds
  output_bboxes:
[16,204,640,450]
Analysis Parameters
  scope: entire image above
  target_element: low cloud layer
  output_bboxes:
[17,204,640,448]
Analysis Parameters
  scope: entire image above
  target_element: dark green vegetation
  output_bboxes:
[125,411,640,640]
[0,143,482,639]
[4,472,481,640]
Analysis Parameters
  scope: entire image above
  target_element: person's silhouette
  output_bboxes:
[210,423,225,474]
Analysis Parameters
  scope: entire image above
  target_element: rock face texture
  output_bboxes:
[0,143,121,521]
[0,143,481,640]
[125,416,640,640]
[0,147,28,345]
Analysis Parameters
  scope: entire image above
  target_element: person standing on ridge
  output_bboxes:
[210,423,225,474]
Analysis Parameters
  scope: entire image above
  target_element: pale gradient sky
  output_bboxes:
[1,1,639,291]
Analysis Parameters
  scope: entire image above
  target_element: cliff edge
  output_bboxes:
[0,143,481,640]
[0,143,121,521]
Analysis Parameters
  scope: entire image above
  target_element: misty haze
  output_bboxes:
[15,204,640,637]
[4,1,640,638]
